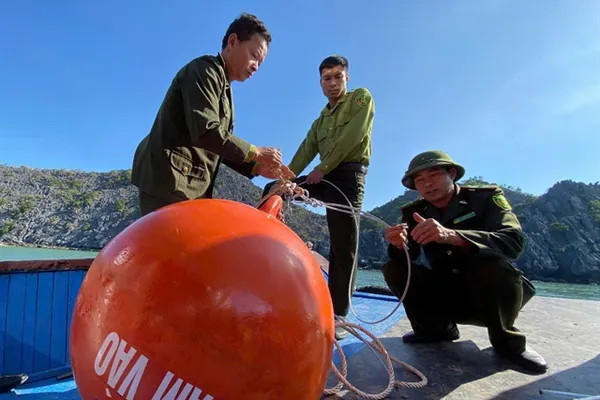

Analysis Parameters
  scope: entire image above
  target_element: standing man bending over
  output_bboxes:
[132,13,294,216]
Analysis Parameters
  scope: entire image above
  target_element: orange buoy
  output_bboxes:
[70,199,334,400]
[258,195,285,222]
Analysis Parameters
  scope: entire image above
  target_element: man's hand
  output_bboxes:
[277,164,296,180]
[254,147,295,180]
[255,146,283,168]
[306,167,325,184]
[411,213,470,247]
[384,224,409,249]
[256,163,296,180]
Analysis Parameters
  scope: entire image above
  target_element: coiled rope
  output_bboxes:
[257,179,427,399]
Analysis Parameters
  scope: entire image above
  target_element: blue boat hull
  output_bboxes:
[0,259,403,398]
[0,267,87,377]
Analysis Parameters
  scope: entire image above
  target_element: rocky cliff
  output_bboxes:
[357,178,600,284]
[1,165,598,283]
[0,164,329,252]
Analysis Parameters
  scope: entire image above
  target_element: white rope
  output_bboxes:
[257,179,427,399]
[258,179,411,323]
[325,318,428,399]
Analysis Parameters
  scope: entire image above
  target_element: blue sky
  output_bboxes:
[0,1,598,210]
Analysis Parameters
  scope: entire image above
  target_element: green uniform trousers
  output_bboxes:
[383,256,530,354]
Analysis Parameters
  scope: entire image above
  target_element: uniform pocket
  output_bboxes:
[170,151,204,178]
[316,129,329,144]
[169,150,208,199]
[335,110,352,127]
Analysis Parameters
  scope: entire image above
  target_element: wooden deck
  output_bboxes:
[326,296,600,399]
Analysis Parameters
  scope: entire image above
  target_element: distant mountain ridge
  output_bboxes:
[1,164,598,283]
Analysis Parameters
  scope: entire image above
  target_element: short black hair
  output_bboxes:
[319,55,349,75]
[221,13,272,50]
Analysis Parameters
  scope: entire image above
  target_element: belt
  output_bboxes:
[332,162,368,174]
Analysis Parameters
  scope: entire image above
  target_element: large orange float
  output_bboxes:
[70,198,334,399]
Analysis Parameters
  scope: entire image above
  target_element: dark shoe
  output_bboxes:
[0,374,28,393]
[402,326,460,344]
[498,346,548,374]
[335,325,350,340]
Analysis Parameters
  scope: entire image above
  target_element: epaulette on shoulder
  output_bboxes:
[350,87,370,96]
[194,55,222,71]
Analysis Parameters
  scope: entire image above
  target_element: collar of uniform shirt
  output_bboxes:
[423,184,465,215]
[322,92,349,114]
[217,52,231,83]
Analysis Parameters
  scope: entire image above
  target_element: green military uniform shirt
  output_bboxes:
[389,185,526,268]
[131,53,257,203]
[288,88,374,175]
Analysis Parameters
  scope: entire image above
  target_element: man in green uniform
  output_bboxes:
[131,13,294,216]
[382,150,547,373]
[264,55,374,339]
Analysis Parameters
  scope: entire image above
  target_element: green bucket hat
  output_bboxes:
[402,150,465,189]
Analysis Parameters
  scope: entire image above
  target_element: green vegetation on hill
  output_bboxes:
[0,164,598,283]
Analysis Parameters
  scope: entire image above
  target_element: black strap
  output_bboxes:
[331,162,367,174]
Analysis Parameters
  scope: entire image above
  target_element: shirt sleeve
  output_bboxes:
[180,60,254,164]
[317,88,374,174]
[288,120,319,176]
[455,188,526,260]
[222,157,257,179]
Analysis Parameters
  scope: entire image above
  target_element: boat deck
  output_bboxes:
[326,296,600,399]
[2,296,598,399]
[1,255,598,399]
